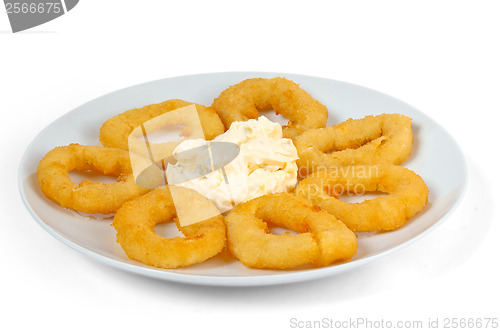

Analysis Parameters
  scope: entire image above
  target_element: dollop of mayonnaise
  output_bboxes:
[166,116,298,212]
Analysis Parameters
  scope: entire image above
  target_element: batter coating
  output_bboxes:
[113,187,226,269]
[225,193,357,269]
[212,77,328,139]
[100,99,225,152]
[294,114,413,176]
[37,144,152,214]
[295,164,429,232]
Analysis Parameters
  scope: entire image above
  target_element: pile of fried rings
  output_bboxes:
[37,77,429,270]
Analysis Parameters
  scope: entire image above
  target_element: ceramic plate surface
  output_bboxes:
[19,72,467,286]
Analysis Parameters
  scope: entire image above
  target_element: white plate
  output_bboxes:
[19,72,467,286]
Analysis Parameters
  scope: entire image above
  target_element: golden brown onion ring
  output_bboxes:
[294,113,413,176]
[99,99,225,152]
[112,187,226,269]
[225,193,357,269]
[36,144,153,214]
[295,164,429,232]
[212,77,328,139]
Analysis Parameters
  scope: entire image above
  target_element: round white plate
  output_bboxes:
[19,72,467,286]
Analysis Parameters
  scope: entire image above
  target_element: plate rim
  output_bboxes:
[18,71,469,286]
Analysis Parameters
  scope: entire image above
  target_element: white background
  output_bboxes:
[1,1,498,331]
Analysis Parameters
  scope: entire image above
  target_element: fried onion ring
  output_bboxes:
[36,144,153,214]
[99,99,225,151]
[295,164,429,232]
[212,77,328,139]
[294,113,413,176]
[225,193,357,269]
[112,187,226,269]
